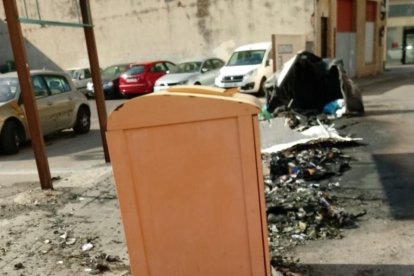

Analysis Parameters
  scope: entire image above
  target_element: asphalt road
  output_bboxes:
[0,99,125,179]
[293,67,414,275]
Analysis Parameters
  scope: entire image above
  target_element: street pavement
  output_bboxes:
[293,65,414,275]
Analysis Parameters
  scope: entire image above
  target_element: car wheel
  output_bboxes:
[73,106,91,134]
[0,121,22,155]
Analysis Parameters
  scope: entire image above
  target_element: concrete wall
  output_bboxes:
[0,0,314,71]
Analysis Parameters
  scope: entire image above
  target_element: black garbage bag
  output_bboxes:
[266,51,364,115]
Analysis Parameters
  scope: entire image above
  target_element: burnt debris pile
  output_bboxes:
[262,146,366,269]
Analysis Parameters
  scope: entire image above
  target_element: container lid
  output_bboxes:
[107,86,262,131]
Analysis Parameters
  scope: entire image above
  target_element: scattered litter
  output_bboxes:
[59,232,68,240]
[82,253,121,275]
[52,176,62,182]
[65,237,77,245]
[106,254,121,262]
[57,260,64,265]
[14,263,24,270]
[261,116,366,272]
[323,99,346,117]
[82,242,94,251]
[40,248,50,255]
[91,263,110,274]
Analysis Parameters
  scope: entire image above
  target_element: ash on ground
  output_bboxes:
[263,145,366,273]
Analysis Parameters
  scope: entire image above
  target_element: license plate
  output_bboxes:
[221,82,237,88]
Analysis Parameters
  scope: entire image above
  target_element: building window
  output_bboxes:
[389,4,414,18]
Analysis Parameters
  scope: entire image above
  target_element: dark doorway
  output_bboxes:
[402,28,414,64]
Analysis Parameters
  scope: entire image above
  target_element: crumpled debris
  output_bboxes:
[274,109,334,132]
[82,242,94,251]
[267,147,351,182]
[82,253,121,275]
[14,262,24,270]
[262,145,366,271]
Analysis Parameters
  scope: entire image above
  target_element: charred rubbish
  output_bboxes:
[262,145,366,270]
[265,51,364,116]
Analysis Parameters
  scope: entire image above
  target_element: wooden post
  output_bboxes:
[79,0,110,163]
[2,0,53,189]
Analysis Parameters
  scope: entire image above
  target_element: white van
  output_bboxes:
[215,42,273,94]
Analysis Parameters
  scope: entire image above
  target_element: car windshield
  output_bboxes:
[125,65,145,75]
[227,50,266,66]
[101,64,129,79]
[171,62,202,73]
[0,78,19,103]
[66,69,80,79]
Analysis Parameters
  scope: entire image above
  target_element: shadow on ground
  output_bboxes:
[373,153,414,220]
[0,129,103,160]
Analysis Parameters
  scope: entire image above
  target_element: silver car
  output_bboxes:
[153,58,225,92]
[0,70,91,154]
[66,67,91,94]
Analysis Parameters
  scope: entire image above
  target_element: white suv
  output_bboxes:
[215,42,273,95]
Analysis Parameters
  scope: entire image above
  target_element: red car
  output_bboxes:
[119,60,176,97]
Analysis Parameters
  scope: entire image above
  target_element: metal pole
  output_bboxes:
[79,0,110,163]
[2,0,53,190]
[271,34,277,73]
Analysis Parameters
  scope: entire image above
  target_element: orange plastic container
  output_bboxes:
[106,86,270,276]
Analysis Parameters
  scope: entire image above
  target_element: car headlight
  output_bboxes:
[103,81,113,89]
[86,82,93,90]
[244,69,258,79]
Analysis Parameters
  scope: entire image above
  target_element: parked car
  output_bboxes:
[0,70,91,154]
[153,58,225,92]
[66,67,94,96]
[86,63,132,99]
[118,60,176,97]
[215,42,273,95]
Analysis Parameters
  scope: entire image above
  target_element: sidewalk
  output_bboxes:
[0,165,130,276]
[354,64,414,90]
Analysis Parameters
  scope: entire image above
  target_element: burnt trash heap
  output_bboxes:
[261,51,366,271]
[265,51,364,117]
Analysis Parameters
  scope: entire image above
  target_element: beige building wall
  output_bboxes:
[314,0,336,58]
[314,0,385,77]
[0,0,314,70]
[355,0,386,77]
